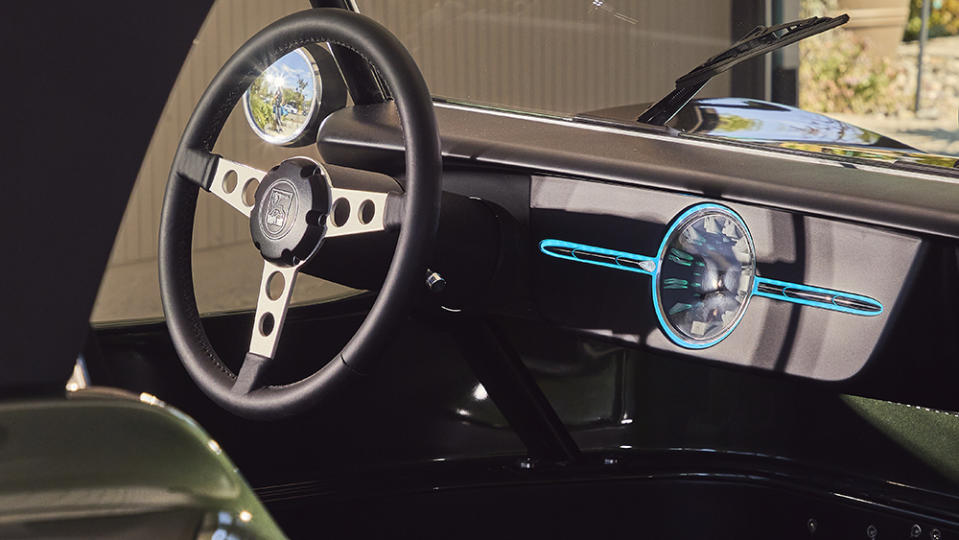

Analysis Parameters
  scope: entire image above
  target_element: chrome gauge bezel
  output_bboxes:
[651,204,757,349]
[242,48,322,147]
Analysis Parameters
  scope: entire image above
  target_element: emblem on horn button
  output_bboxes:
[262,180,297,239]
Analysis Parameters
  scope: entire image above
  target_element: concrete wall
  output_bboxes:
[361,0,732,114]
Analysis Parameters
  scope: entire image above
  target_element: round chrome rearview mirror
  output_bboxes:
[242,44,346,147]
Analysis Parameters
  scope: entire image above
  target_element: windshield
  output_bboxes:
[358,1,737,117]
[357,0,959,159]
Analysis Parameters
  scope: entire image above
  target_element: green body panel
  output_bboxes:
[0,388,285,539]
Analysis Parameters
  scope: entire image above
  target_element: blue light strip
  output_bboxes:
[539,204,884,349]
[539,239,657,276]
[752,277,883,316]
[540,237,883,319]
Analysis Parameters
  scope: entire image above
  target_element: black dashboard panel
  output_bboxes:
[318,102,959,393]
[530,175,921,381]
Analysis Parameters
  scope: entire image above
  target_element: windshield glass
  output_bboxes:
[357,0,959,160]
[358,1,737,116]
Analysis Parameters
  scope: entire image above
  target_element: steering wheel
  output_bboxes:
[159,9,441,419]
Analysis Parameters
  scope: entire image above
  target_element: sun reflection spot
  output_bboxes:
[471,383,488,401]
[208,439,223,455]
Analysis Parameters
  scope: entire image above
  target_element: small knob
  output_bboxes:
[425,269,446,293]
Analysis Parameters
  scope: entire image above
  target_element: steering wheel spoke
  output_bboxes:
[232,259,299,395]
[232,352,271,395]
[325,187,391,238]
[208,158,266,218]
[253,260,299,354]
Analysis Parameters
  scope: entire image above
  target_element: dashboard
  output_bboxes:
[318,100,959,403]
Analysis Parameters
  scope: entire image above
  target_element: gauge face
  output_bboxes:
[654,205,756,348]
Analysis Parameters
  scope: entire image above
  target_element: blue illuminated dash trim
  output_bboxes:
[539,239,657,276]
[752,277,883,316]
[538,205,883,350]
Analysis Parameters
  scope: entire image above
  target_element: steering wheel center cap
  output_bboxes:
[249,158,331,264]
[261,179,299,240]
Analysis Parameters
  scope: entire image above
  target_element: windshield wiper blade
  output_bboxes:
[637,14,849,126]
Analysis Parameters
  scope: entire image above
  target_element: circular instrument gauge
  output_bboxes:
[241,45,346,148]
[653,204,756,348]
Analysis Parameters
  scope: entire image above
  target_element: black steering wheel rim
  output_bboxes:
[159,8,441,420]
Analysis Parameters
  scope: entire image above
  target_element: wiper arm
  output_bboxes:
[637,14,849,126]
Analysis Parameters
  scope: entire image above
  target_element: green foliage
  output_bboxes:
[714,114,759,133]
[799,28,905,114]
[800,0,837,18]
[247,76,273,128]
[281,86,304,113]
[248,91,273,129]
[904,0,959,40]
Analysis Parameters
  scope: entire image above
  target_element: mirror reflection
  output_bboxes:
[243,48,318,145]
